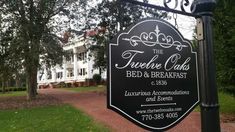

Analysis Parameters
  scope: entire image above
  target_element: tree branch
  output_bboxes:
[49,0,70,18]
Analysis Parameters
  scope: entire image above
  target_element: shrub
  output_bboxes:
[219,85,235,96]
[0,87,26,93]
[93,74,101,85]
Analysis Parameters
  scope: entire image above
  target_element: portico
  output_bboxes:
[37,36,106,88]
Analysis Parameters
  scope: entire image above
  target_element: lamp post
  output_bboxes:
[192,0,221,132]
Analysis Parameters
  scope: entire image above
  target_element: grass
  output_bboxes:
[194,91,235,114]
[0,85,106,97]
[62,85,106,93]
[218,92,235,114]
[0,105,110,132]
[0,91,27,97]
[1,87,234,114]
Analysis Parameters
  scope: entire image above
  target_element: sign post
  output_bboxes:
[192,0,221,132]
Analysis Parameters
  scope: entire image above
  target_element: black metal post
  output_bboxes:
[192,0,221,132]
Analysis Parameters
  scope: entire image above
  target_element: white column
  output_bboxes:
[117,22,121,32]
[37,71,40,88]
[73,47,78,81]
[37,71,40,83]
[86,51,92,79]
[44,68,48,84]
[62,57,67,82]
[52,68,56,82]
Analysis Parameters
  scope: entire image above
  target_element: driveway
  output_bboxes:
[39,88,235,132]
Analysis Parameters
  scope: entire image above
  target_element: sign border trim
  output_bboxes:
[108,18,200,131]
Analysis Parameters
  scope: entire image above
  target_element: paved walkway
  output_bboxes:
[39,89,235,132]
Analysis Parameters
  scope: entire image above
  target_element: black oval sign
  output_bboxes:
[108,18,199,131]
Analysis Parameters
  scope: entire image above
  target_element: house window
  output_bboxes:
[39,71,44,81]
[78,52,86,61]
[80,69,82,75]
[47,71,52,79]
[66,51,74,63]
[56,72,63,79]
[70,72,74,77]
[67,70,74,77]
[83,68,86,76]
[78,68,87,76]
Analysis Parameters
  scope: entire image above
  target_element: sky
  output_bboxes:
[96,0,197,40]
[83,0,196,40]
[138,0,197,40]
[167,13,196,40]
[62,0,196,41]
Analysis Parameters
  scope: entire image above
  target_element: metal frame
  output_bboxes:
[120,0,221,132]
[124,0,200,17]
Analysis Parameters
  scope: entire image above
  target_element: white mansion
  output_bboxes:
[37,35,106,88]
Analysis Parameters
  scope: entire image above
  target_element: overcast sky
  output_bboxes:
[68,0,196,40]
[139,0,197,40]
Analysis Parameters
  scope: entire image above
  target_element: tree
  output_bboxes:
[0,0,89,100]
[0,29,13,93]
[87,0,167,74]
[93,74,101,85]
[0,12,21,93]
[88,32,108,75]
[213,0,235,89]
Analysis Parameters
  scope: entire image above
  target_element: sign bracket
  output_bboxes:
[196,18,204,40]
[123,0,201,18]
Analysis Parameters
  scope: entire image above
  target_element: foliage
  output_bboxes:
[0,14,22,93]
[194,91,235,114]
[88,33,108,74]
[0,0,168,99]
[0,87,26,93]
[213,0,235,89]
[0,0,89,100]
[0,91,26,97]
[218,92,235,114]
[62,86,106,93]
[87,0,167,73]
[219,85,235,96]
[93,74,102,84]
[0,105,110,132]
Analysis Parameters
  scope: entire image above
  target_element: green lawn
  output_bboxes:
[62,86,106,93]
[0,105,110,132]
[218,92,235,114]
[1,87,234,115]
[0,91,27,97]
[194,91,235,114]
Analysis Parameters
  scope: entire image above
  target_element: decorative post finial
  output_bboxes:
[191,0,217,16]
